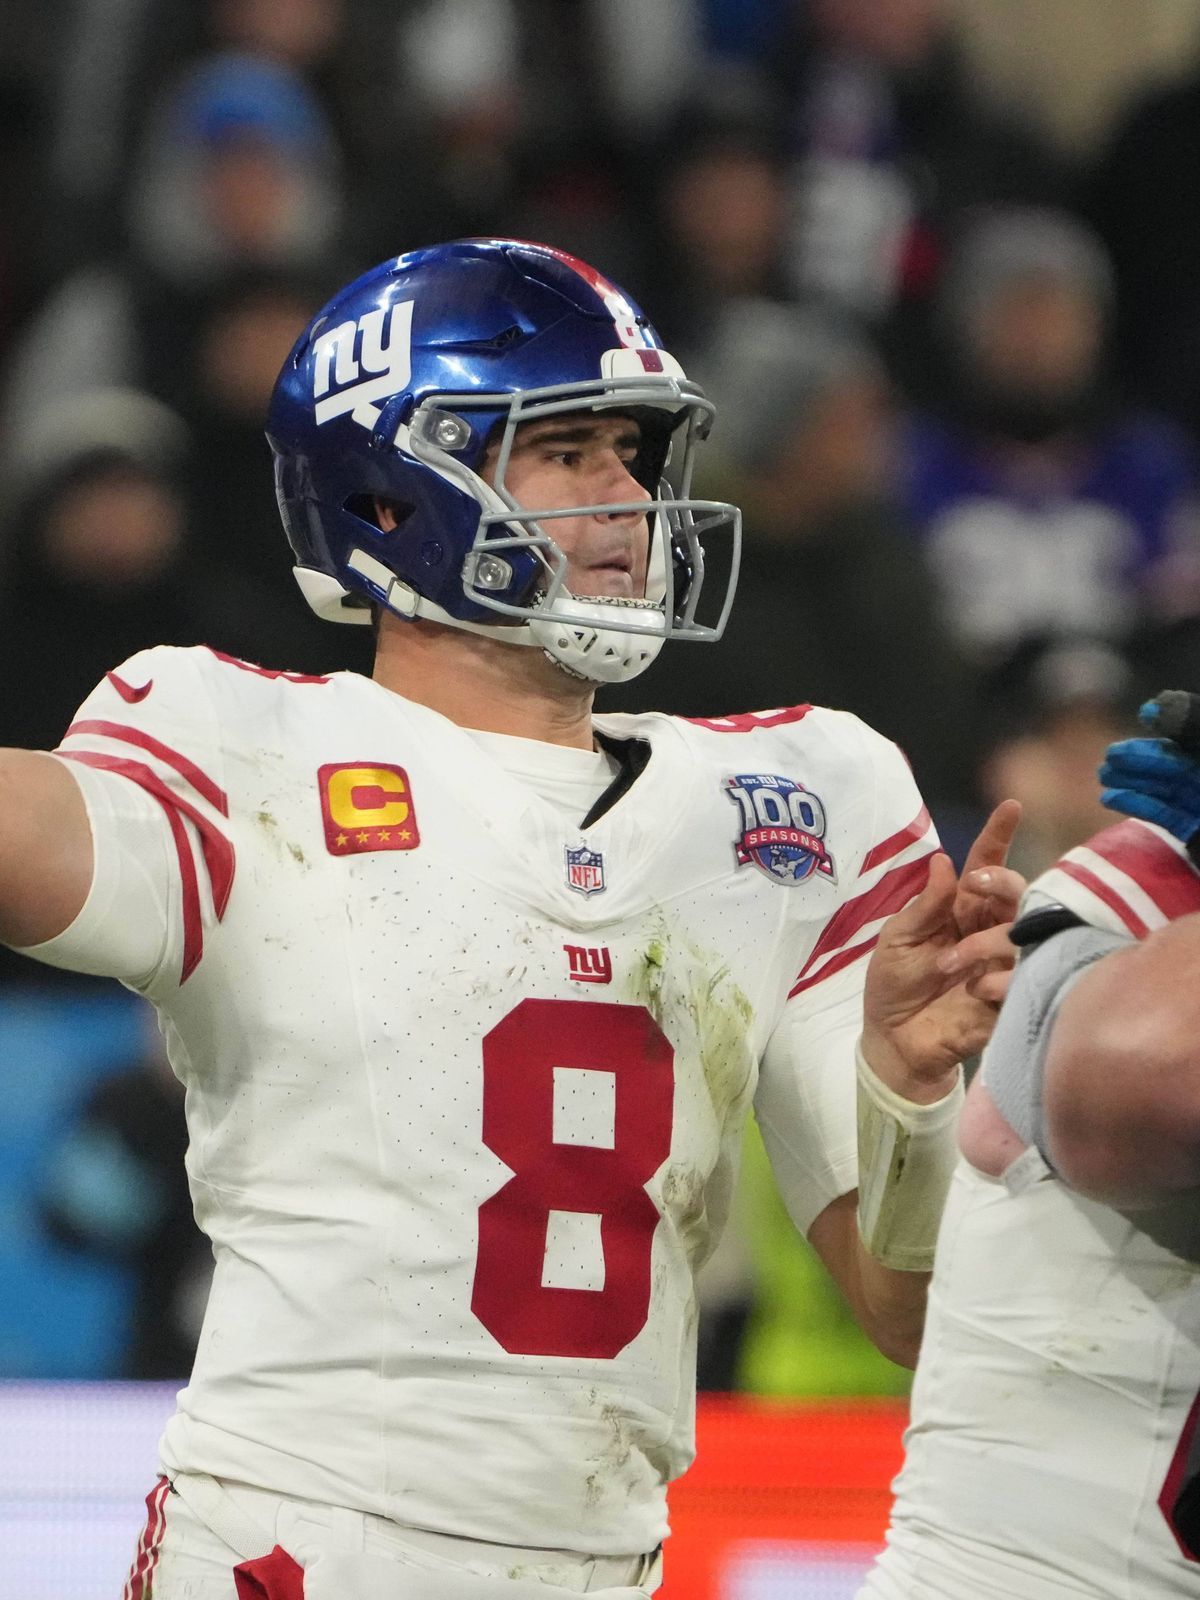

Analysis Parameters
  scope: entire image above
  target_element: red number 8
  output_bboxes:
[471,998,675,1359]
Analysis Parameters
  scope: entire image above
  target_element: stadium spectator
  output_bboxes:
[976,634,1135,880]
[858,710,1200,1597]
[773,0,1067,399]
[1086,60,1200,453]
[900,207,1200,667]
[0,388,205,754]
[0,52,349,457]
[633,97,793,364]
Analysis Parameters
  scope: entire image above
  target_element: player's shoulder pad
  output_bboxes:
[675,704,816,738]
[73,644,214,723]
[671,703,888,763]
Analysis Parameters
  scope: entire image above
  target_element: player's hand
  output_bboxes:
[1099,736,1200,852]
[861,801,1023,1101]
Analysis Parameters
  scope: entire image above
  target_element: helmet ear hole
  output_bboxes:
[345,494,416,534]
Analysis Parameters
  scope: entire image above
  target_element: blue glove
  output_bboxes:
[1100,712,1200,849]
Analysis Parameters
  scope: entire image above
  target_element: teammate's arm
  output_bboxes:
[1042,912,1200,1208]
[0,750,93,947]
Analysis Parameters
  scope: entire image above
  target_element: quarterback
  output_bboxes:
[859,726,1200,1599]
[0,241,1018,1600]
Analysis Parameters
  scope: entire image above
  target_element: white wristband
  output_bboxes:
[856,1040,964,1271]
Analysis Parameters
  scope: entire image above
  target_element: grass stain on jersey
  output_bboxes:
[629,924,755,1117]
[628,923,757,1273]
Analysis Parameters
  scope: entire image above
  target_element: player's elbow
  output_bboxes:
[858,1279,926,1369]
[869,1318,922,1370]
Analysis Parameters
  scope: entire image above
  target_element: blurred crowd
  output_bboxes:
[5,0,1200,1387]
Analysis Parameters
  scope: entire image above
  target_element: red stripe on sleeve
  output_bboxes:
[64,753,206,980]
[61,752,235,978]
[1057,860,1150,940]
[789,934,881,997]
[1080,820,1200,923]
[64,718,228,815]
[859,805,932,876]
[790,853,933,995]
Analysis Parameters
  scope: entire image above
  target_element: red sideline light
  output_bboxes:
[661,1397,908,1600]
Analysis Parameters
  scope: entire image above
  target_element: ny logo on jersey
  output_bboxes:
[564,945,613,984]
[313,300,415,429]
[319,763,420,855]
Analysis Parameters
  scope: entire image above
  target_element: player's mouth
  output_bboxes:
[576,553,637,598]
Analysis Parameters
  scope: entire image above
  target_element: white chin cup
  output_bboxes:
[528,596,666,684]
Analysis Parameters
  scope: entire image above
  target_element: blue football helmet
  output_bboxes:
[266,238,741,682]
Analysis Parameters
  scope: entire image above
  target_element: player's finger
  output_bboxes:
[1100,789,1196,837]
[960,799,1023,876]
[1097,754,1198,796]
[937,921,1016,975]
[885,851,957,939]
[966,967,1011,1006]
[960,864,1025,917]
[1101,739,1195,778]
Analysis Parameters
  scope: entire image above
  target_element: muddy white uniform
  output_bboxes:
[23,644,936,1557]
[860,818,1200,1600]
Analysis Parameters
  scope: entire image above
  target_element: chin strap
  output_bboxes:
[297,560,666,684]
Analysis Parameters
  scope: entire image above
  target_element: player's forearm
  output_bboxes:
[807,1189,928,1367]
[853,1243,929,1368]
[1044,914,1200,1206]
[0,749,94,947]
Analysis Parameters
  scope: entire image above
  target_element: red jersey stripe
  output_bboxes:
[125,1478,171,1600]
[683,706,813,733]
[859,805,933,876]
[206,647,329,684]
[792,853,934,991]
[1057,860,1151,940]
[64,719,228,816]
[1080,821,1200,923]
[61,750,234,918]
[789,934,880,997]
[64,753,207,980]
[60,751,235,974]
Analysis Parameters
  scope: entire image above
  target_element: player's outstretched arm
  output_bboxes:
[0,750,93,947]
[1042,912,1200,1209]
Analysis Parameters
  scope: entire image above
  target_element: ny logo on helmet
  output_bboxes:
[313,300,415,429]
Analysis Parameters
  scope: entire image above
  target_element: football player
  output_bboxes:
[0,240,1020,1600]
[858,705,1200,1600]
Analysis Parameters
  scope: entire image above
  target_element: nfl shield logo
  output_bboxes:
[566,844,606,896]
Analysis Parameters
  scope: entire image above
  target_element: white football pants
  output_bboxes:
[123,1473,663,1600]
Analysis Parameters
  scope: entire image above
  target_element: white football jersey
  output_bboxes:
[861,819,1200,1599]
[25,645,935,1555]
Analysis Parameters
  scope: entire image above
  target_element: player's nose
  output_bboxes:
[597,450,651,514]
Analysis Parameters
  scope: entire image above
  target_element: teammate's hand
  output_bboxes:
[1099,736,1200,851]
[861,801,1023,1101]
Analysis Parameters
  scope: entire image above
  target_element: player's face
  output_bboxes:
[483,414,652,600]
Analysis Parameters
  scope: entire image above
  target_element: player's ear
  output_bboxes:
[373,498,400,533]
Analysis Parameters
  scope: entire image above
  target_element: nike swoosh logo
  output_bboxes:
[106,671,154,704]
